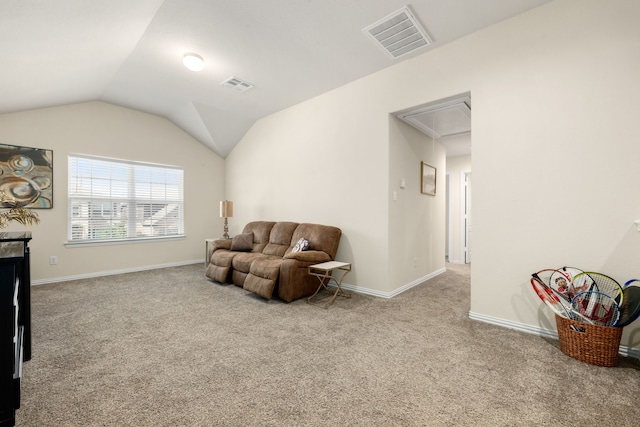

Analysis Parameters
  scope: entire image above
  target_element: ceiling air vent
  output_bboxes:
[220,76,253,92]
[363,6,432,59]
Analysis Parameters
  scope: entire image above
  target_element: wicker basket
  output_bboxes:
[555,314,623,367]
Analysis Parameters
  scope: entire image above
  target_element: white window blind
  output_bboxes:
[68,155,184,243]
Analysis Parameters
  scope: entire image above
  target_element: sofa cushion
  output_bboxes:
[241,221,276,253]
[232,252,267,274]
[263,222,299,257]
[230,232,253,251]
[210,249,236,268]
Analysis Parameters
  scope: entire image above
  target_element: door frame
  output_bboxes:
[460,170,471,264]
[446,172,452,262]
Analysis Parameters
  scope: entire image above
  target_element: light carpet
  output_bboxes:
[16,263,640,426]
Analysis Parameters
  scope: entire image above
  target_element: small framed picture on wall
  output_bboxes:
[421,161,436,196]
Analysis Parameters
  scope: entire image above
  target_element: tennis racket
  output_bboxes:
[530,277,572,319]
[532,269,572,302]
[571,290,621,327]
[548,270,574,302]
[558,266,585,299]
[571,272,624,305]
[617,282,640,327]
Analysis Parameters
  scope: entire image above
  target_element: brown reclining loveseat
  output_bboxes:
[205,221,342,302]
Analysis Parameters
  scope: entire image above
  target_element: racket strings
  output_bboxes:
[559,266,585,298]
[573,272,624,304]
[537,269,572,301]
[572,291,620,327]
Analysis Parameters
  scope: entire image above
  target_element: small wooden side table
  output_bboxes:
[307,261,352,308]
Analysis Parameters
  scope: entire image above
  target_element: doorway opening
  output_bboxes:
[396,93,471,267]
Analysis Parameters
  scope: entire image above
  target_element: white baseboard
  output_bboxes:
[339,267,447,299]
[469,311,640,360]
[31,259,202,286]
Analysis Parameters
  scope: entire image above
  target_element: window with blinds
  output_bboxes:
[68,155,184,244]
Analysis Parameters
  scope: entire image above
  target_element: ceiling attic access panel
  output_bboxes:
[396,95,471,140]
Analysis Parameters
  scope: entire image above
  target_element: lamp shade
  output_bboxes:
[220,200,233,218]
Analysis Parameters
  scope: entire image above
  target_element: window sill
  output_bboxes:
[64,235,186,248]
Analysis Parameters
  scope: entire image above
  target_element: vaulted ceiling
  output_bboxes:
[0,0,551,158]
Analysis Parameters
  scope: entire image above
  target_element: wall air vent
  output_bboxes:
[220,76,253,92]
[363,6,431,59]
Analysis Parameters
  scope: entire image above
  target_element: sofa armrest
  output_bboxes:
[283,250,331,264]
[212,239,232,252]
[207,239,232,264]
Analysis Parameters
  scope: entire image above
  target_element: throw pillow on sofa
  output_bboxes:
[230,232,253,251]
[292,237,309,253]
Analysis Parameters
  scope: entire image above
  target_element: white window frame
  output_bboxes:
[66,154,185,247]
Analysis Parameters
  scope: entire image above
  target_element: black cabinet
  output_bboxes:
[0,232,32,427]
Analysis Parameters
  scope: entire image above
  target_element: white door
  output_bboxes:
[464,172,472,264]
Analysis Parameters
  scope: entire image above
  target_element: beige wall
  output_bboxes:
[446,155,471,264]
[225,59,447,295]
[466,0,640,349]
[0,101,225,282]
[389,117,446,292]
[227,0,640,351]
[225,78,396,293]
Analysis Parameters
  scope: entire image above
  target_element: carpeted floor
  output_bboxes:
[16,263,640,426]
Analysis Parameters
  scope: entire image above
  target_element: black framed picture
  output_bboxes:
[0,143,53,209]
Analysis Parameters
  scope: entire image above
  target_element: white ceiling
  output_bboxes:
[0,0,551,158]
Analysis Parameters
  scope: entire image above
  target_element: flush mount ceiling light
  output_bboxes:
[183,52,204,72]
